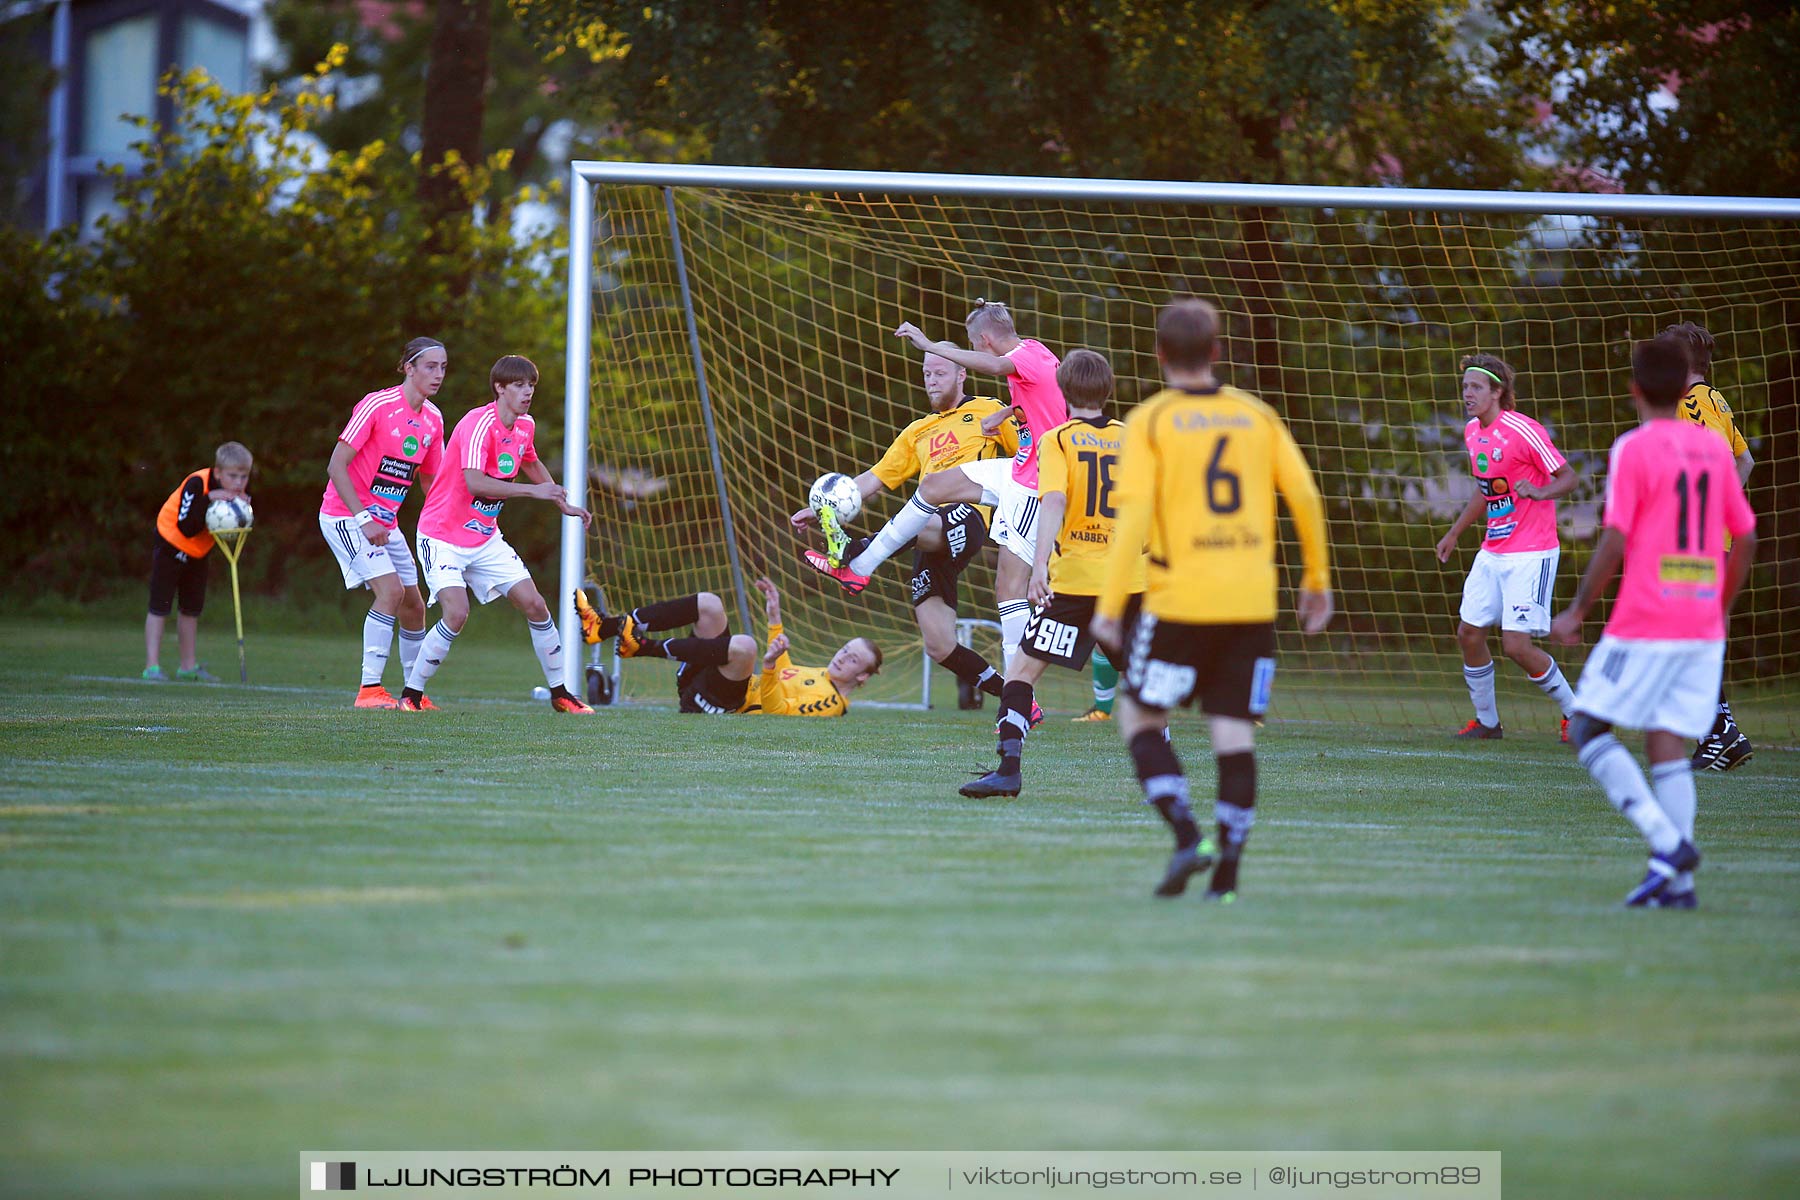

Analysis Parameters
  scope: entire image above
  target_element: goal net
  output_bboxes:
[559,166,1800,738]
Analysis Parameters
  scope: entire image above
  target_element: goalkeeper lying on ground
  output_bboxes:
[577,578,881,716]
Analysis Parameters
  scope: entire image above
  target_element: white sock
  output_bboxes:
[998,599,1031,670]
[849,494,938,576]
[1577,734,1680,854]
[362,608,396,687]
[1651,760,1698,892]
[1530,660,1576,717]
[528,616,563,686]
[406,620,458,692]
[398,625,426,679]
[1463,662,1499,726]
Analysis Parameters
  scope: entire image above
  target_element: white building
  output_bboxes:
[9,0,271,234]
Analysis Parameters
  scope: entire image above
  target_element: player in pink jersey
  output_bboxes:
[1434,353,1581,741]
[1551,336,1757,909]
[804,300,1068,669]
[319,336,448,710]
[401,355,594,714]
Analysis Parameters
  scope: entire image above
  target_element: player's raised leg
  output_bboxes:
[805,467,987,594]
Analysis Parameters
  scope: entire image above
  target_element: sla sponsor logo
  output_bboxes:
[310,1161,355,1191]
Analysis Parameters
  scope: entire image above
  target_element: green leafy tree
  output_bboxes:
[0,8,57,225]
[1491,0,1800,197]
[512,0,1537,188]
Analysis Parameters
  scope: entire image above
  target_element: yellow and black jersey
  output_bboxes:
[1096,385,1330,625]
[1680,382,1748,458]
[870,397,1019,489]
[1034,416,1147,596]
[747,622,850,717]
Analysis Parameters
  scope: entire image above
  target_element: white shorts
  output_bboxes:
[320,513,419,590]
[957,458,1039,567]
[418,532,533,606]
[1573,636,1724,739]
[1459,547,1558,635]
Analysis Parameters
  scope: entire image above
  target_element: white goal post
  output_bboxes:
[556,162,1800,722]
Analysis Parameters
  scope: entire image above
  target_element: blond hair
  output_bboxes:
[214,441,253,471]
[964,298,1016,340]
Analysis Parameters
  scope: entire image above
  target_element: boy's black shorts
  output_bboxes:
[1021,592,1141,670]
[147,536,208,618]
[676,661,750,714]
[1121,612,1276,720]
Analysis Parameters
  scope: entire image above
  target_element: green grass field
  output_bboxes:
[2,614,1797,1199]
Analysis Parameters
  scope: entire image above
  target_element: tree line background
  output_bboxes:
[0,0,1795,680]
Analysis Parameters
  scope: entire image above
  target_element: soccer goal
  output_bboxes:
[556,163,1800,734]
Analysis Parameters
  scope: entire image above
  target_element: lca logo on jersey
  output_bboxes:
[928,429,960,459]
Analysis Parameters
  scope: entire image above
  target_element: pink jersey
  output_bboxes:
[1463,410,1567,553]
[1003,338,1068,488]
[319,386,445,529]
[1602,419,1755,641]
[417,402,539,548]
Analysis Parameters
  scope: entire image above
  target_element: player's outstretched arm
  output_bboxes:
[894,322,1015,377]
[753,577,782,625]
[519,460,592,527]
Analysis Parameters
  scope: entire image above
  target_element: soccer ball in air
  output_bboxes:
[205,497,254,533]
[808,472,862,524]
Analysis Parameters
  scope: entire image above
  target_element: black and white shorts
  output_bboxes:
[1122,612,1277,720]
[1021,592,1141,669]
[907,501,990,609]
[676,662,750,715]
